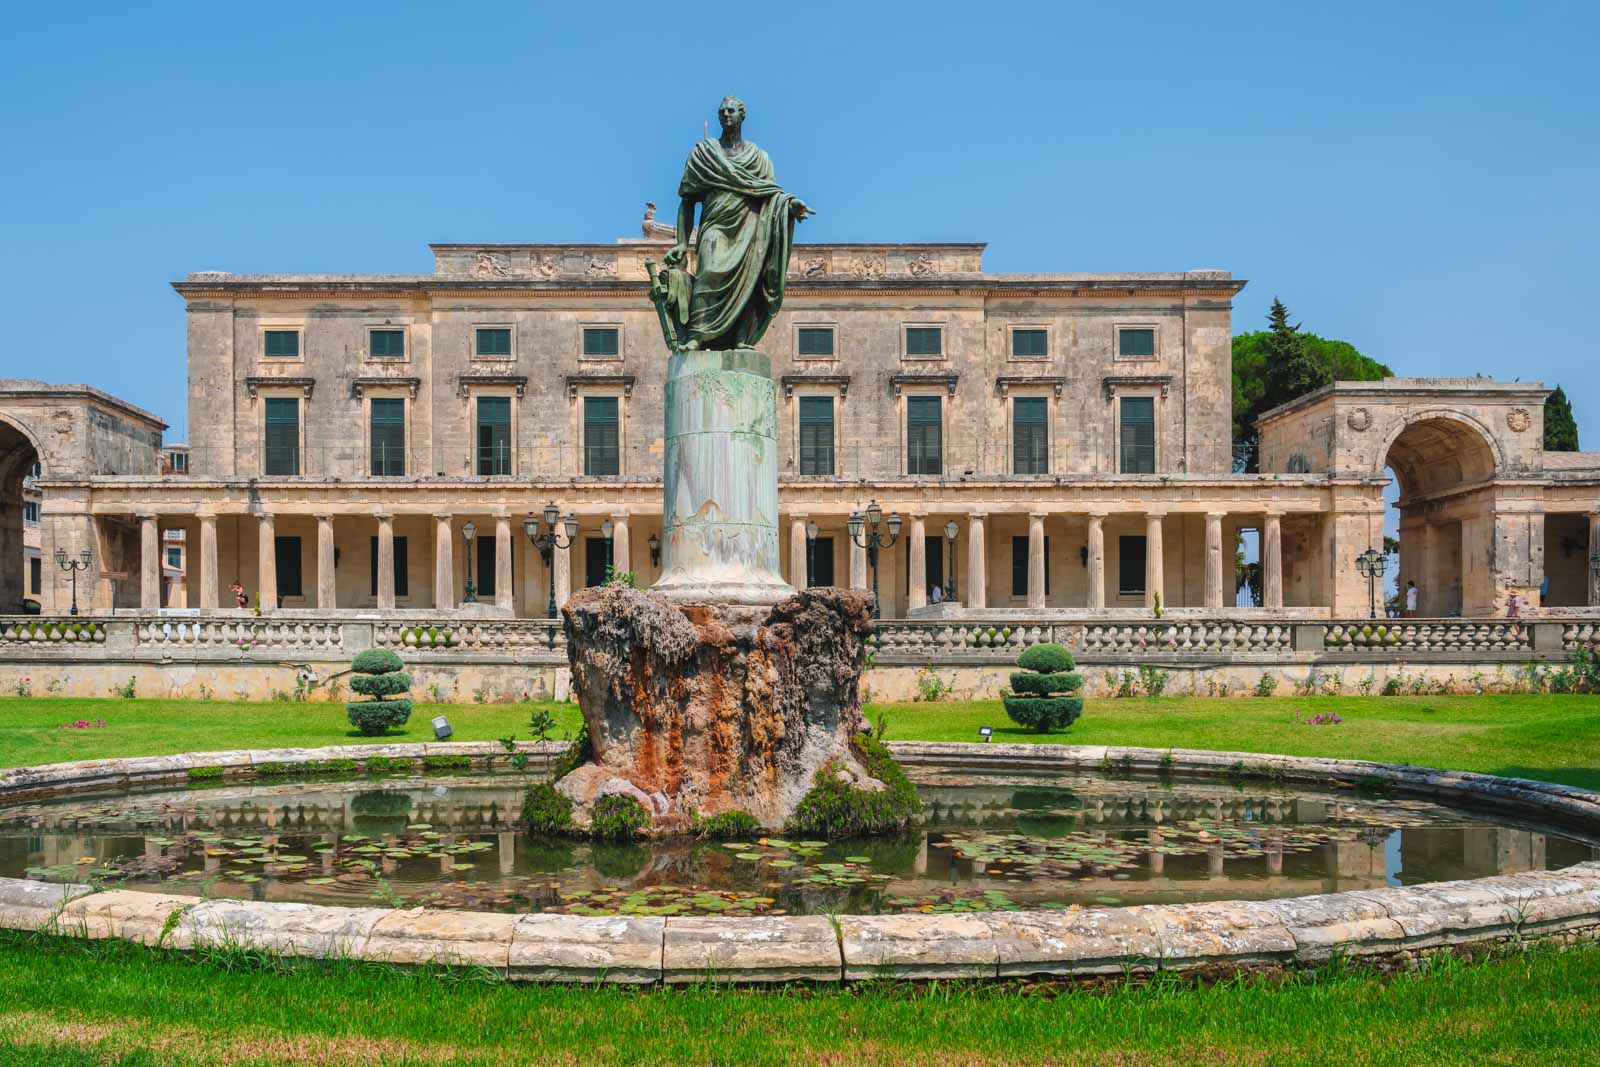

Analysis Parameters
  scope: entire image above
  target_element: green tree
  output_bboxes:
[1545,385,1580,451]
[1232,300,1392,472]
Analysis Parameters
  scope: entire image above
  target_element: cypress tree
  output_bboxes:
[1261,298,1333,409]
[1545,385,1580,451]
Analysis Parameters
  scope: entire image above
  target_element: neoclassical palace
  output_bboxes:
[6,219,1600,620]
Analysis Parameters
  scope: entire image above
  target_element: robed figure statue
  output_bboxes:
[657,96,812,352]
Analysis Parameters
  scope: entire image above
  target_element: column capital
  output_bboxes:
[196,511,218,522]
[1205,511,1228,521]
[136,512,158,522]
[433,512,453,523]
[610,512,631,524]
[1028,511,1048,521]
[374,512,393,523]
[314,512,335,523]
[1263,509,1285,520]
[1145,510,1168,522]
[493,511,512,522]
[1087,511,1107,522]
[967,510,987,521]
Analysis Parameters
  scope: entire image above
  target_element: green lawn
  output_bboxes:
[4,693,1600,789]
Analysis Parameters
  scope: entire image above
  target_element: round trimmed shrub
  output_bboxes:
[349,672,411,698]
[1003,644,1084,733]
[346,649,413,736]
[352,648,405,675]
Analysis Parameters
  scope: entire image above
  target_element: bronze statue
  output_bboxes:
[649,96,812,351]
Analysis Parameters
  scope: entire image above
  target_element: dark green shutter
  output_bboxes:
[798,396,834,475]
[584,397,619,475]
[1013,397,1048,474]
[1120,397,1156,474]
[263,330,299,358]
[1120,535,1147,594]
[1011,329,1047,357]
[1119,328,1155,358]
[370,398,405,476]
[583,328,619,357]
[264,398,299,475]
[907,396,942,475]
[476,397,511,475]
[369,329,405,358]
[476,328,512,357]
[906,327,942,356]
[797,327,834,356]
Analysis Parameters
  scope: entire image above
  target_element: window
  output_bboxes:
[807,536,835,587]
[475,327,512,358]
[797,327,835,357]
[263,397,300,475]
[1011,536,1051,597]
[1119,535,1147,595]
[1011,329,1048,358]
[1119,396,1156,474]
[369,398,406,476]
[22,501,39,525]
[369,329,406,359]
[165,547,182,570]
[274,536,303,598]
[263,330,300,359]
[168,451,188,472]
[905,326,943,357]
[369,536,409,598]
[906,395,942,475]
[798,396,835,475]
[1013,397,1048,475]
[583,396,620,476]
[1118,327,1156,359]
[476,536,497,598]
[29,462,40,478]
[585,536,613,588]
[582,327,619,357]
[476,397,512,475]
[29,557,40,595]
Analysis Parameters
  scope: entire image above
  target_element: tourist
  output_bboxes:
[230,581,247,609]
[1507,591,1521,619]
[930,584,944,604]
[1405,580,1419,617]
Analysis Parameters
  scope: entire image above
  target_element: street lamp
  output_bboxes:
[1356,546,1388,620]
[523,504,578,618]
[847,500,901,618]
[805,519,819,587]
[648,531,661,568]
[54,546,92,617]
[943,520,960,600]
[461,520,478,603]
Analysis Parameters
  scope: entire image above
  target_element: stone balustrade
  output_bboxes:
[372,619,565,654]
[135,618,346,652]
[0,618,107,645]
[1323,620,1534,654]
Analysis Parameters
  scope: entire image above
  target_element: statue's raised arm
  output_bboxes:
[653,96,811,352]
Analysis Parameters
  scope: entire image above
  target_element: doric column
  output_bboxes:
[1419,522,1437,615]
[907,514,928,611]
[1590,513,1600,607]
[610,514,631,576]
[1263,512,1284,610]
[1027,513,1047,609]
[966,512,987,608]
[1145,513,1164,611]
[316,514,336,609]
[433,513,455,611]
[789,517,809,588]
[256,512,277,612]
[849,535,867,591]
[1204,512,1225,611]
[139,514,160,611]
[495,513,514,613]
[375,513,396,610]
[198,513,218,611]
[1086,513,1105,611]
[554,536,572,609]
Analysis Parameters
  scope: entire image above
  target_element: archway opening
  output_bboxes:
[0,418,42,613]
[1384,417,1498,617]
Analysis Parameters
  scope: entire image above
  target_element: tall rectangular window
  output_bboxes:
[906,396,942,475]
[905,327,943,357]
[585,536,613,588]
[797,327,834,357]
[1011,536,1050,597]
[583,396,620,476]
[476,536,497,597]
[263,397,300,475]
[165,546,182,570]
[475,327,512,358]
[1013,397,1049,475]
[369,536,408,598]
[1119,396,1156,474]
[274,536,303,598]
[369,329,406,359]
[22,501,39,524]
[1119,535,1147,594]
[798,396,835,475]
[476,397,511,475]
[29,557,41,595]
[808,536,835,587]
[582,327,619,357]
[369,398,405,476]
[263,330,300,358]
[1011,329,1048,358]
[1118,327,1156,358]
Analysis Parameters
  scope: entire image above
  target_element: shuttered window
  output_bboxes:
[582,327,619,357]
[369,329,405,358]
[1119,535,1147,594]
[274,536,303,598]
[798,396,835,475]
[1011,329,1048,358]
[263,330,299,358]
[907,396,942,475]
[29,557,41,595]
[808,536,835,587]
[797,327,834,356]
[585,537,613,588]
[583,396,620,476]
[263,398,299,476]
[475,327,512,358]
[476,536,497,597]
[476,397,512,475]
[1013,397,1048,475]
[369,398,405,476]
[369,536,408,598]
[1118,328,1155,358]
[1119,396,1156,474]
[1011,536,1051,597]
[905,327,942,356]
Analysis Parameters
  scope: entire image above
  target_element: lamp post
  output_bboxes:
[943,519,959,600]
[847,500,901,618]
[523,504,578,618]
[461,520,478,603]
[1356,546,1387,620]
[54,547,92,617]
[648,531,661,569]
[805,519,819,587]
[600,518,615,580]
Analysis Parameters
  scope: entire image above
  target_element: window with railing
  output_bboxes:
[369,398,405,476]
[263,397,300,475]
[798,395,835,475]
[1013,397,1048,475]
[907,395,942,475]
[584,396,620,476]
[1119,396,1156,474]
[476,396,512,475]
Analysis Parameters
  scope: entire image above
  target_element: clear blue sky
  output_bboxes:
[3,1,1596,447]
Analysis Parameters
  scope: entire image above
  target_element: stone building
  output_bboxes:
[10,220,1600,620]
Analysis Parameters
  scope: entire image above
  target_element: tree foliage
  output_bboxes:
[1232,299,1392,472]
[1545,385,1580,452]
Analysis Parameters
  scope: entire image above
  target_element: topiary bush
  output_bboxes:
[1002,643,1084,733]
[346,649,413,736]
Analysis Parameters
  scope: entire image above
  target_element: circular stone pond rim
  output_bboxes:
[1,741,1597,985]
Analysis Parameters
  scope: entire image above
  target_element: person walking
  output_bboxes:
[1405,580,1420,617]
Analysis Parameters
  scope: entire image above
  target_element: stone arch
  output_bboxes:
[0,410,43,611]
[1377,409,1503,501]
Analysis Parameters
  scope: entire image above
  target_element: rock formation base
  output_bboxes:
[556,585,882,832]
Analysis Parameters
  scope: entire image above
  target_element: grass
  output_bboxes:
[0,931,1596,1066]
[5,693,1600,790]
